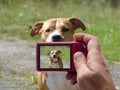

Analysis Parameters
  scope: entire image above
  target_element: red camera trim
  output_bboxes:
[36,42,87,72]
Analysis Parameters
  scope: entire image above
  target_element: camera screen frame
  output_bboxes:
[36,42,73,71]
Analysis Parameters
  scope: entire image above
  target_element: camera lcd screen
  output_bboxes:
[36,43,72,71]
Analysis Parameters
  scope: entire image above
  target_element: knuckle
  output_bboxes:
[77,72,100,82]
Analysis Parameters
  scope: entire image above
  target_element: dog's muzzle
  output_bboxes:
[53,55,56,58]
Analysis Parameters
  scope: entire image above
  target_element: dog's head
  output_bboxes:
[48,50,61,61]
[29,18,86,42]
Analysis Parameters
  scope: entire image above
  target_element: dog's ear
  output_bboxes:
[28,25,32,30]
[57,50,62,53]
[30,22,43,37]
[48,51,51,55]
[69,18,86,30]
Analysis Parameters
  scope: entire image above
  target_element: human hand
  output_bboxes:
[66,33,116,90]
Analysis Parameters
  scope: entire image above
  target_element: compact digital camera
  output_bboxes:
[36,42,87,72]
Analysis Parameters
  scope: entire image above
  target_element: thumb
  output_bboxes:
[74,52,89,74]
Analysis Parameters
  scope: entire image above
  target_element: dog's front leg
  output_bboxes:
[37,72,49,90]
[58,57,63,68]
[48,61,52,68]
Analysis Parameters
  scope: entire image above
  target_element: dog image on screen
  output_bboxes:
[48,50,63,68]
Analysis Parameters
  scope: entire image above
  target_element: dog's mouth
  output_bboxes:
[53,55,56,58]
[52,35,65,42]
[53,39,64,42]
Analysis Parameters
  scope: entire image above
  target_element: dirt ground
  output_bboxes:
[0,38,120,90]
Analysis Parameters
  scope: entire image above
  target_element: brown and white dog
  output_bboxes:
[48,50,63,68]
[29,18,86,90]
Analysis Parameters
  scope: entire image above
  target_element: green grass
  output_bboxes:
[10,70,37,84]
[0,0,120,61]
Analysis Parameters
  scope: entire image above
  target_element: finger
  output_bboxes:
[66,71,76,79]
[74,52,90,74]
[73,33,105,65]
[71,75,77,85]
[73,33,93,44]
[66,73,73,80]
[73,33,101,51]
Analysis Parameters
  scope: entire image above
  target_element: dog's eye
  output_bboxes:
[46,29,50,32]
[62,28,69,32]
[55,52,58,54]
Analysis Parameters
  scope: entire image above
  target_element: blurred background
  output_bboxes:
[0,0,120,90]
[1,0,120,62]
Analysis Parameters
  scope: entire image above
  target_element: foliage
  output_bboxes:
[0,0,120,61]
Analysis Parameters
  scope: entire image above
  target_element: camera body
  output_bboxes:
[36,42,87,72]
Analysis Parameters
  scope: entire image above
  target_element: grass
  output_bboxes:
[10,70,37,84]
[40,45,71,61]
[19,72,37,84]
[0,0,120,61]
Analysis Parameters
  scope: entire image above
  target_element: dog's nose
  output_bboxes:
[53,55,56,58]
[52,35,62,42]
